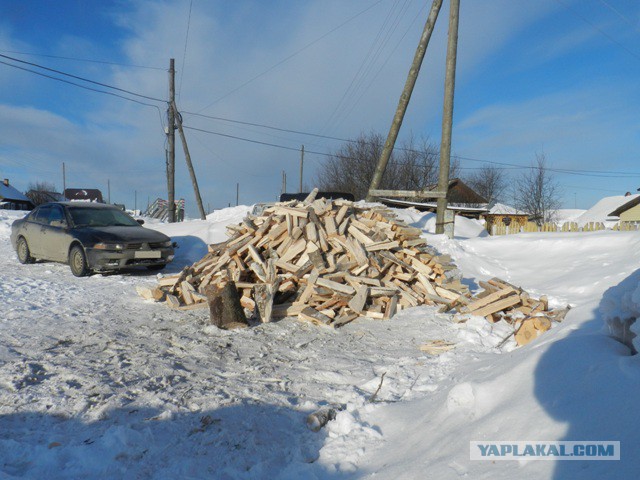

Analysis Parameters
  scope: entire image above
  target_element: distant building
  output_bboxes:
[378,178,489,218]
[25,189,65,206]
[280,192,355,202]
[64,188,105,203]
[609,196,640,227]
[0,178,34,210]
[481,203,529,233]
[574,194,640,228]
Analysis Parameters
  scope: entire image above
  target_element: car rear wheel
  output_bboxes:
[17,237,34,264]
[69,245,90,277]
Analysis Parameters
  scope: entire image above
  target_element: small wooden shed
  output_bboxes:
[481,203,529,234]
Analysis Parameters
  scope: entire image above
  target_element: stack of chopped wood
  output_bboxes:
[143,190,470,327]
[454,277,569,346]
[138,190,566,346]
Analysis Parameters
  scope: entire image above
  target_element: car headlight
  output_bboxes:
[94,242,124,251]
[160,240,173,248]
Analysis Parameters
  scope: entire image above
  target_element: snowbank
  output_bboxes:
[2,204,640,478]
[600,270,640,352]
[392,208,489,239]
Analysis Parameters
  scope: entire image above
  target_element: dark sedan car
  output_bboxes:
[11,202,175,276]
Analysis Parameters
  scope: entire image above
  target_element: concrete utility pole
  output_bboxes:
[172,102,207,220]
[107,179,111,204]
[236,183,239,206]
[366,0,443,201]
[299,145,305,193]
[167,58,176,223]
[435,0,460,235]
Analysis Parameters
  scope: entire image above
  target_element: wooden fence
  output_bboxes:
[490,221,640,236]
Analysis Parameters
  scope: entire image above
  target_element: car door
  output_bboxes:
[43,205,73,262]
[16,208,41,255]
[27,205,52,258]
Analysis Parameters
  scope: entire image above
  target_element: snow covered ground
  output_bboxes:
[0,207,638,479]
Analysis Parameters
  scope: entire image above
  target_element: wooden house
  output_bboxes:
[379,178,489,218]
[0,178,34,210]
[610,195,640,227]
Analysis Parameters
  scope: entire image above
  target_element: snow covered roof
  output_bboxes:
[0,182,31,202]
[380,198,489,213]
[487,203,525,215]
[610,195,640,217]
[554,209,587,223]
[575,194,640,226]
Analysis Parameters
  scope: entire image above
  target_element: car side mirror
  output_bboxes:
[136,219,145,225]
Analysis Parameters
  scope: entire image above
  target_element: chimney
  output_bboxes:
[2,179,8,187]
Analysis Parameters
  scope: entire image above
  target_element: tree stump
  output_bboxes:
[205,281,248,329]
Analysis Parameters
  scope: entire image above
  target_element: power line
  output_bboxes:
[196,0,387,112]
[555,0,640,62]
[182,110,353,142]
[561,184,624,193]
[182,123,640,178]
[181,111,640,177]
[0,53,166,103]
[178,0,194,99]
[333,0,427,133]
[0,59,164,110]
[0,58,167,137]
[596,0,640,34]
[0,49,164,70]
[322,0,408,131]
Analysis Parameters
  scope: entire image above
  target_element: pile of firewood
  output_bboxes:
[137,190,567,346]
[454,277,569,346]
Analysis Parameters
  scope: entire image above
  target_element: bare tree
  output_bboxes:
[316,132,451,200]
[513,153,562,225]
[316,132,384,200]
[25,181,58,206]
[465,164,507,204]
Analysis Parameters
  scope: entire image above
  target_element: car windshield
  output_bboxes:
[68,207,140,227]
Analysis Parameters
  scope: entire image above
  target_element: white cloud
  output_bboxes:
[5,0,634,213]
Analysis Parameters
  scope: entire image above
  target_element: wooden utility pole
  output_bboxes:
[107,179,111,204]
[172,102,207,220]
[236,183,239,206]
[167,58,176,223]
[62,162,66,199]
[435,0,460,235]
[299,145,305,193]
[134,190,137,212]
[366,0,443,201]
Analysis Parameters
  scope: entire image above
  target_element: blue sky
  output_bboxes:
[1,0,639,215]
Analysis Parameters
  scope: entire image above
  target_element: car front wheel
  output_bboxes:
[17,237,35,264]
[69,245,90,277]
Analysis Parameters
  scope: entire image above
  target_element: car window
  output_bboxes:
[68,207,139,227]
[48,206,67,227]
[34,206,52,225]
